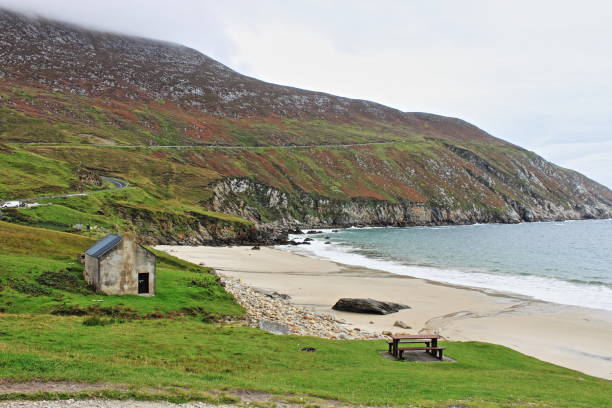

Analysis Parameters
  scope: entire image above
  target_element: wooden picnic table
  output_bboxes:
[388,334,444,360]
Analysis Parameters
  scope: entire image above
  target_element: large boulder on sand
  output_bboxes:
[332,298,410,315]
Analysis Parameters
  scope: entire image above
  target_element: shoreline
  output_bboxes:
[282,223,612,312]
[156,245,612,381]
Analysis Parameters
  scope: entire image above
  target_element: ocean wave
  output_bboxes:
[277,238,612,312]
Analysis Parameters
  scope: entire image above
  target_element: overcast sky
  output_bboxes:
[2,0,611,188]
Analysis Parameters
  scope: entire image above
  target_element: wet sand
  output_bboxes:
[156,245,612,380]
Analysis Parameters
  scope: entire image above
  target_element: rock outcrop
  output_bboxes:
[332,298,410,315]
[112,202,287,246]
[208,175,612,229]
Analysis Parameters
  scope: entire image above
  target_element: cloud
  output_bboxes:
[1,0,611,188]
[0,0,238,62]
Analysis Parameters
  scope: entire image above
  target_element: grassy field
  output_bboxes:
[0,221,242,318]
[2,316,610,408]
[0,146,78,199]
[0,221,611,407]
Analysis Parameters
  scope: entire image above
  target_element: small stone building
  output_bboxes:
[84,233,156,296]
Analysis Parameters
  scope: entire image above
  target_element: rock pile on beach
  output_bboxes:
[220,275,385,340]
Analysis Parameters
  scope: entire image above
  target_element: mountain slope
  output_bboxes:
[1,8,611,241]
[0,8,511,145]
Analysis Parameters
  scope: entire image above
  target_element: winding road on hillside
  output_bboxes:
[2,176,129,205]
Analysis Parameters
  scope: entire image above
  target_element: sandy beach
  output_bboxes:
[156,245,612,380]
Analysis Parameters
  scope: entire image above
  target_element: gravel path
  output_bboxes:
[0,400,240,408]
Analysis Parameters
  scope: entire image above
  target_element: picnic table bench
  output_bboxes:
[388,334,444,360]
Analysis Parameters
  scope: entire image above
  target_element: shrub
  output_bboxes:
[142,311,165,319]
[52,304,88,316]
[82,316,115,326]
[52,304,140,319]
[189,279,212,289]
[7,278,52,296]
[83,316,110,326]
[178,307,217,322]
[36,268,94,295]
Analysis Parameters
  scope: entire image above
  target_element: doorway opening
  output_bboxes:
[138,273,149,294]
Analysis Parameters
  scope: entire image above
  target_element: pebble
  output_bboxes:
[393,320,412,329]
[221,276,384,340]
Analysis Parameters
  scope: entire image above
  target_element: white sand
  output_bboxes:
[157,245,612,380]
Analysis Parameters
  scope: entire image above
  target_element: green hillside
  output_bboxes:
[1,80,611,242]
[0,7,610,240]
[0,221,241,317]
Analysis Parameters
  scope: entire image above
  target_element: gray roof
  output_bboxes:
[85,234,122,258]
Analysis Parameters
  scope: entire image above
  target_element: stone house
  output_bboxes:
[83,233,156,296]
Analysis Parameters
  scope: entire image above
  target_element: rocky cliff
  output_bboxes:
[208,174,612,229]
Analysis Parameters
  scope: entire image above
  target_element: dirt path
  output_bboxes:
[0,381,127,395]
[0,401,238,408]
[0,382,345,408]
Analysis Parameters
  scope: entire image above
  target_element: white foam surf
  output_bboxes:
[278,235,612,312]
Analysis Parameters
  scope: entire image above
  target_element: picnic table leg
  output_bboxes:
[393,340,398,357]
[431,338,438,356]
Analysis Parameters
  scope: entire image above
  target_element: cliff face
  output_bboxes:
[112,203,287,246]
[209,175,612,229]
[0,8,611,240]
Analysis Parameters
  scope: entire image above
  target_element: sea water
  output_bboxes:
[280,219,612,311]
